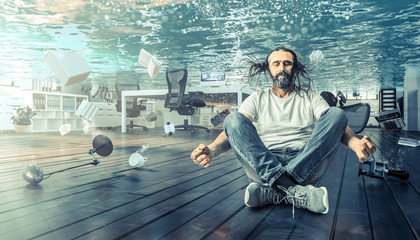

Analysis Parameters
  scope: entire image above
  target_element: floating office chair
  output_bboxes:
[321,91,370,134]
[164,69,210,133]
[115,83,148,131]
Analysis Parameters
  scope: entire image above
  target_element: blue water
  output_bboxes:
[0,0,419,94]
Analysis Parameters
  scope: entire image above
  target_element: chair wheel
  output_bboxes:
[206,129,210,133]
[143,127,149,131]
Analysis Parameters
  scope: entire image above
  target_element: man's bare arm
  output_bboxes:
[190,131,230,168]
[341,126,376,163]
[208,131,231,158]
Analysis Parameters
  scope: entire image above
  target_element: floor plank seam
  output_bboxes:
[330,148,348,240]
[201,205,248,240]
[384,178,420,239]
[245,205,277,240]
[143,185,248,239]
[362,176,376,240]
[77,171,246,239]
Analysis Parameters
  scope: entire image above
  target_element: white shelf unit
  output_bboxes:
[0,96,25,131]
[26,91,88,132]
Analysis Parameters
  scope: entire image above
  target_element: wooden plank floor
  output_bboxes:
[0,127,419,239]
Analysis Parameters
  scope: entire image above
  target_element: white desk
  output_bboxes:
[121,86,255,132]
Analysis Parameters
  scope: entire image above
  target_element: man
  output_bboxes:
[190,46,376,216]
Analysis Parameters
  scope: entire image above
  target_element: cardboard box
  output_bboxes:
[45,50,90,86]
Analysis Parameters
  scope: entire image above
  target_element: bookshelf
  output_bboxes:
[26,91,88,132]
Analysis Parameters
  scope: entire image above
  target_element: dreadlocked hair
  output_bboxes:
[242,46,313,97]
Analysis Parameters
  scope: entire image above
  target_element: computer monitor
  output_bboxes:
[200,73,226,87]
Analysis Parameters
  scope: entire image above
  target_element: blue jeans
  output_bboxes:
[223,107,348,187]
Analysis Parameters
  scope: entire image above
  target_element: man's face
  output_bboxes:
[268,50,294,89]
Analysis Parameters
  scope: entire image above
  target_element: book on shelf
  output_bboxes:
[398,137,420,147]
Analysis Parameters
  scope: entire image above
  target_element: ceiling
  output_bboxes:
[1,0,419,95]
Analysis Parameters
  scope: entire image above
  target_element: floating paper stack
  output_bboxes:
[75,100,99,122]
[44,50,91,86]
[398,137,420,147]
[138,49,162,78]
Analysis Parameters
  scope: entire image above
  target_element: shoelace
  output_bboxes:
[276,186,307,219]
[263,187,283,204]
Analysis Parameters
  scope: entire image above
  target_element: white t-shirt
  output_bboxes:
[239,87,330,150]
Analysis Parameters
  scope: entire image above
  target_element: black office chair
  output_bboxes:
[341,103,370,134]
[321,91,370,134]
[320,91,338,107]
[115,83,148,131]
[164,69,210,133]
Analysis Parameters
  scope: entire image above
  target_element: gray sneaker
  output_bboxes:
[284,185,329,215]
[245,182,283,207]
[244,182,329,216]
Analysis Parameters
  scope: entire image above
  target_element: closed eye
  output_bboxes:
[283,61,293,66]
[271,60,293,66]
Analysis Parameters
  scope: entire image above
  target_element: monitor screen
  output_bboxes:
[200,73,226,87]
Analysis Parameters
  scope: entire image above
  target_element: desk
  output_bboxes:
[121,86,255,132]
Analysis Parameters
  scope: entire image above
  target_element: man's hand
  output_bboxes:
[191,144,214,168]
[353,135,376,163]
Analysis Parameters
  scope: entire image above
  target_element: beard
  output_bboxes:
[271,71,293,89]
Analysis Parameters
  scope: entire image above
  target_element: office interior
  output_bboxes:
[0,1,420,239]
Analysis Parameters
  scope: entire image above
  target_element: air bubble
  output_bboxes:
[309,50,324,64]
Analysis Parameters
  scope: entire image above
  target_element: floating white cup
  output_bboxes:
[129,152,147,167]
[59,123,72,136]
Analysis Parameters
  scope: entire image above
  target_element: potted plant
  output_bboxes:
[11,106,36,132]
